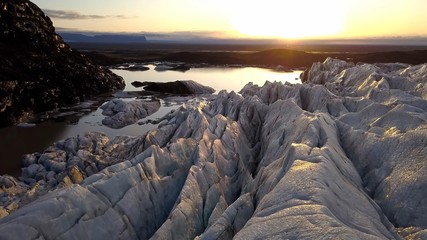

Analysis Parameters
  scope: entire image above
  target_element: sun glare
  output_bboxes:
[230,0,345,39]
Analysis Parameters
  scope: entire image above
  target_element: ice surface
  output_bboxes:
[2,59,427,239]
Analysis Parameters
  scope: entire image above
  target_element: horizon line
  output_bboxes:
[56,30,427,46]
[55,28,427,41]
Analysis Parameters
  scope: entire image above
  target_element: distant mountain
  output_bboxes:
[59,32,147,43]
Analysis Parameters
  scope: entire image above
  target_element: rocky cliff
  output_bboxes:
[1,58,427,239]
[0,0,125,127]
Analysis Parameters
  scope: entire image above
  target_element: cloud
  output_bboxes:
[43,9,132,20]
[55,27,80,31]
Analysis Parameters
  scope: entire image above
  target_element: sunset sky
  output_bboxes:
[31,0,427,40]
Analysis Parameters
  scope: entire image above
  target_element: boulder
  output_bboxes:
[21,164,46,180]
[0,208,8,219]
[68,167,84,184]
[0,176,17,189]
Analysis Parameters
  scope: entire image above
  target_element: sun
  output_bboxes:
[230,0,345,39]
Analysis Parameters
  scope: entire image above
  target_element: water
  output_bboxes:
[115,65,302,93]
[0,65,302,176]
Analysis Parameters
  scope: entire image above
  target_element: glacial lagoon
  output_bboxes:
[0,65,302,175]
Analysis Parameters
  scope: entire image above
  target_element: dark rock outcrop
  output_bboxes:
[131,81,145,88]
[0,0,125,127]
[152,64,190,72]
[126,65,150,71]
[142,80,215,94]
[170,64,190,72]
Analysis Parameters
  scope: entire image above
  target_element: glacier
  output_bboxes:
[1,58,427,239]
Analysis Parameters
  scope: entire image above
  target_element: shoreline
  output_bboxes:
[0,64,302,177]
[2,62,302,128]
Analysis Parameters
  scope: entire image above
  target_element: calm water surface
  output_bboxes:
[115,65,302,92]
[0,66,302,176]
